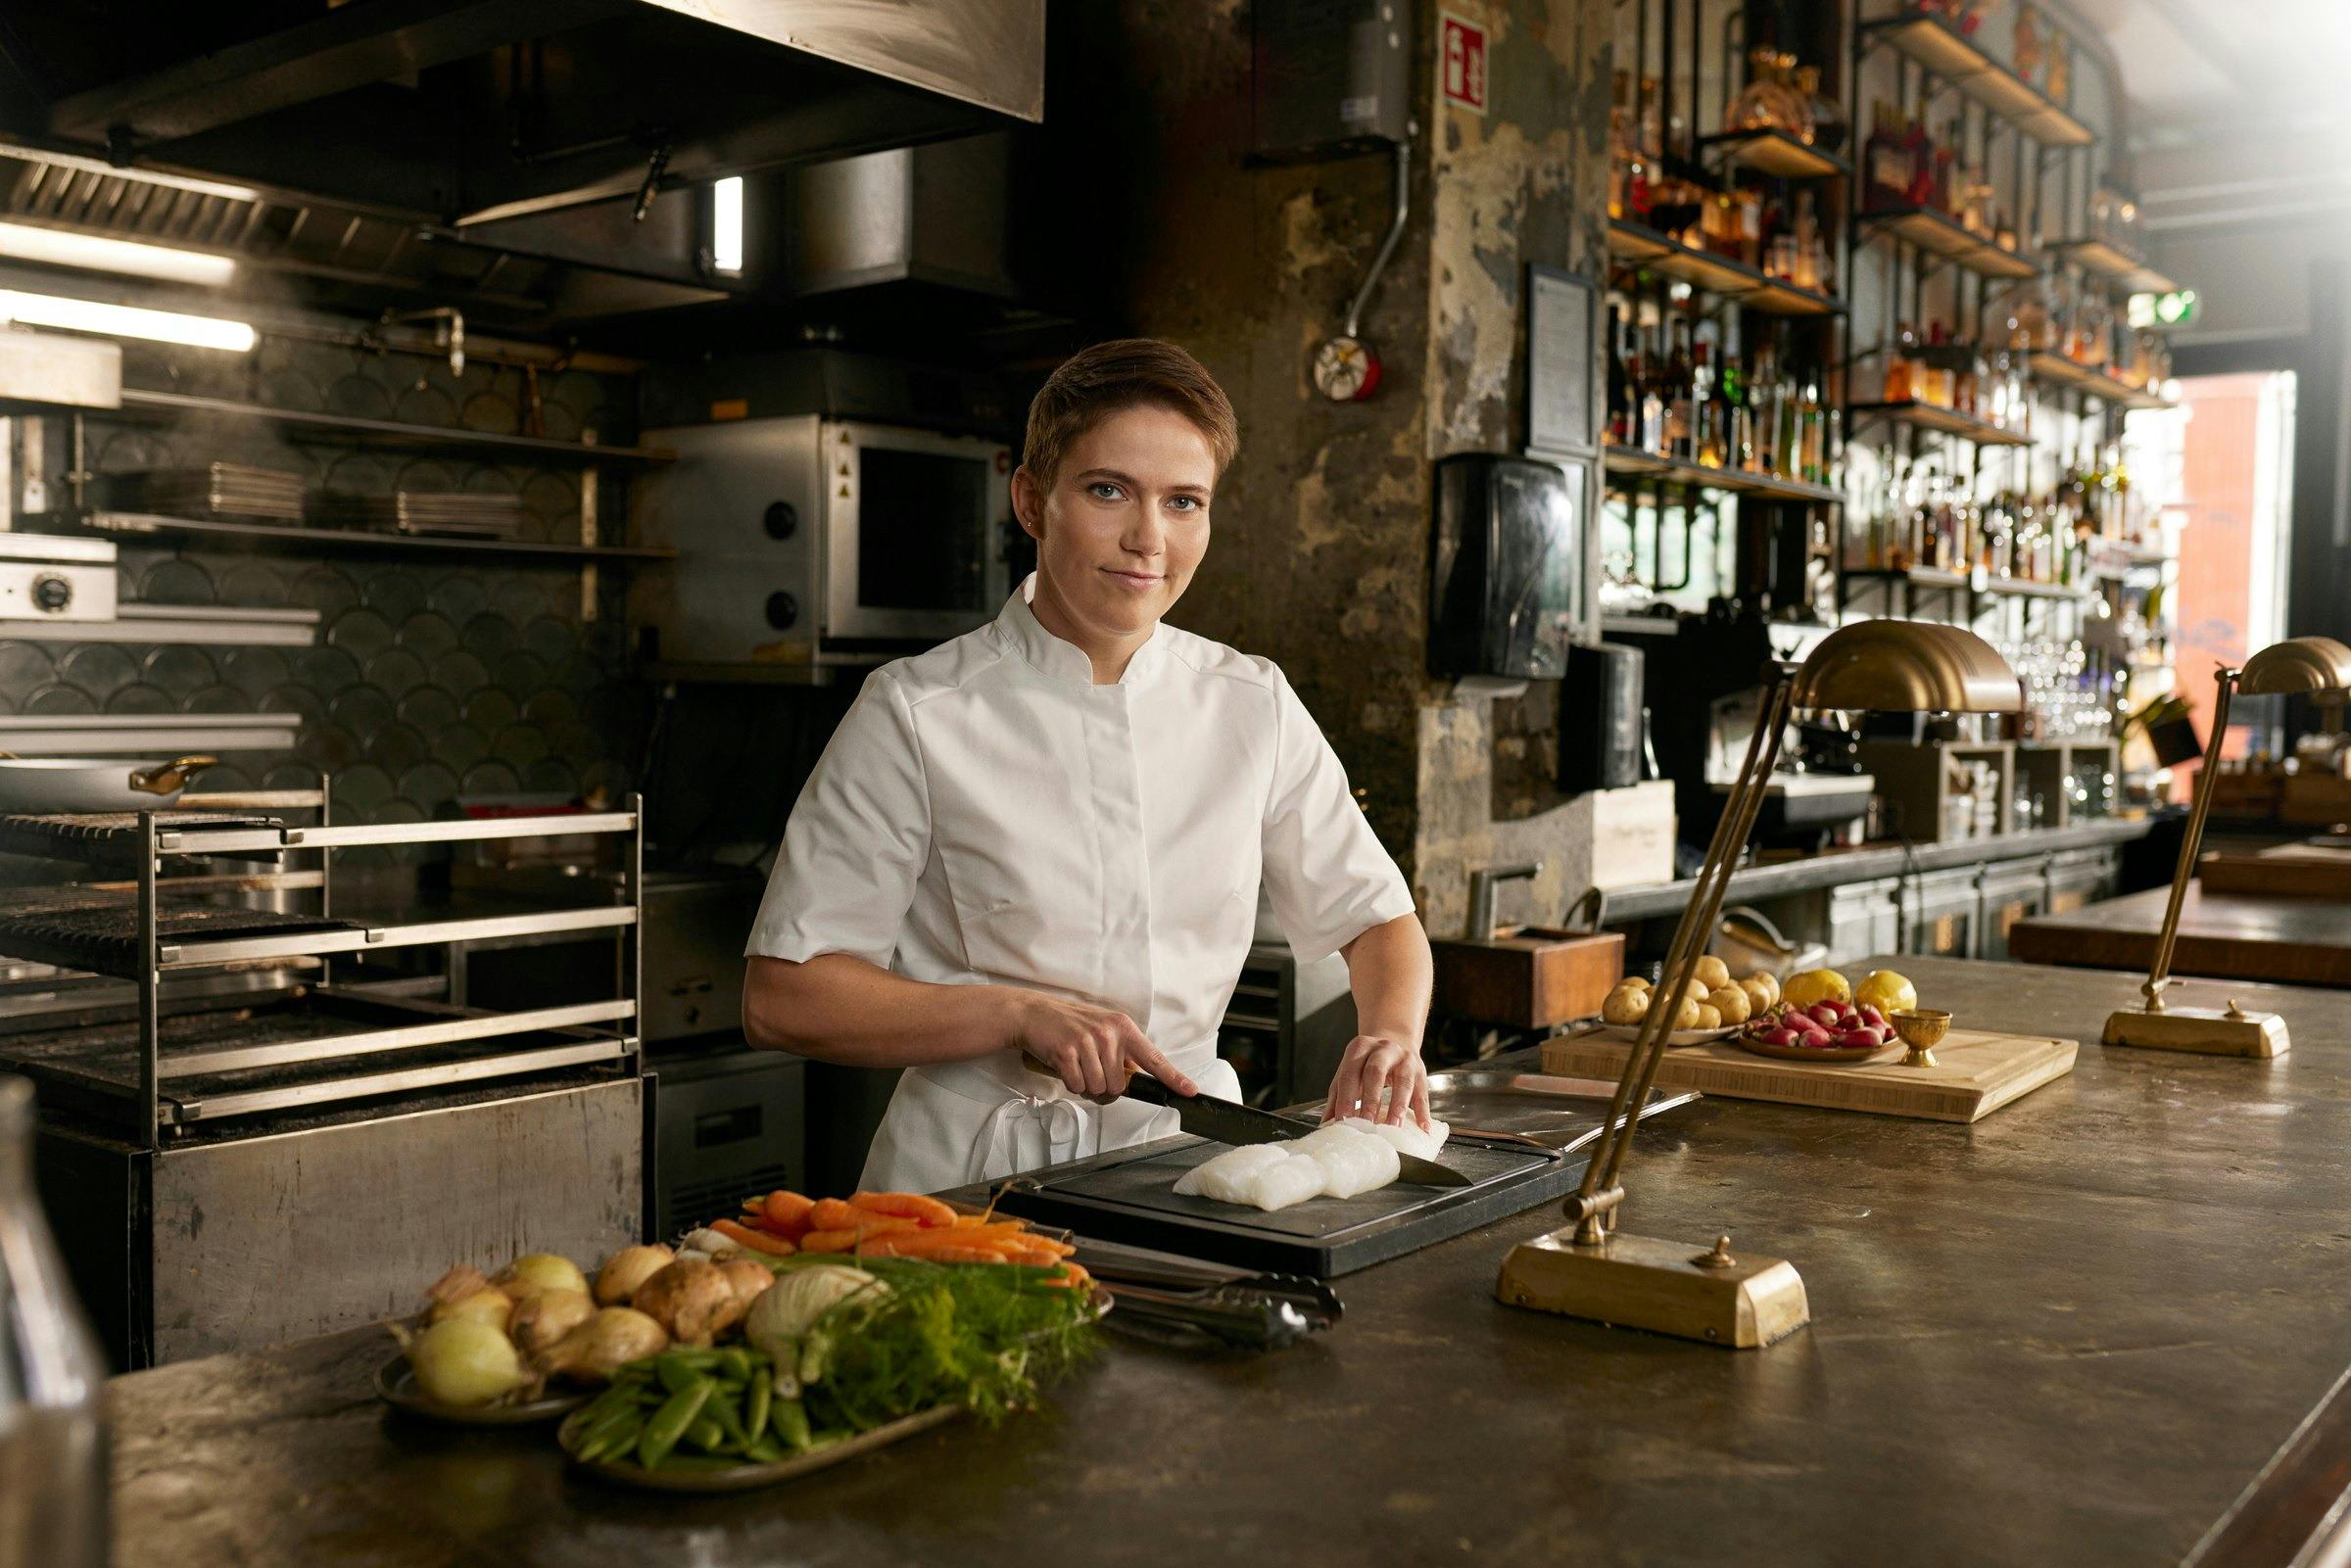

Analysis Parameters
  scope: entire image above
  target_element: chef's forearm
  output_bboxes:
[1339,913,1434,1047]
[743,953,1025,1068]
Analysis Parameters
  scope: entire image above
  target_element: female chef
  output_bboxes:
[741,338,1434,1192]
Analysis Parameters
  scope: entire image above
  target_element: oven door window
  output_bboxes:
[858,449,991,613]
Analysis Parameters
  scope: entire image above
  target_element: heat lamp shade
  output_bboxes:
[1790,621,2024,714]
[2238,637,2351,697]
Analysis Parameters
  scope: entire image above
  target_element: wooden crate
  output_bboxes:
[1432,928,1623,1029]
[1857,739,2012,842]
[1540,1025,2076,1123]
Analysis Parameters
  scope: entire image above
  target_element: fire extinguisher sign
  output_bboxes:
[1441,13,1488,114]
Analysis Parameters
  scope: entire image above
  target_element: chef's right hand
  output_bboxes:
[1008,992,1198,1104]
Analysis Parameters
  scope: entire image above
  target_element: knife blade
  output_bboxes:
[1119,1073,1473,1188]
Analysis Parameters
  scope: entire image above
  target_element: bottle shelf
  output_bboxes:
[1842,564,2092,607]
[1861,11,2094,148]
[107,388,677,466]
[1695,128,1849,181]
[1604,446,1844,506]
[1846,401,2035,448]
[1857,206,2039,279]
[1606,221,1846,316]
[2044,238,2178,296]
[2024,351,2175,411]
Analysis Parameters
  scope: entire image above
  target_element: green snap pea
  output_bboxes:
[772,1397,813,1453]
[684,1415,725,1451]
[706,1387,754,1452]
[637,1381,712,1469]
[656,1356,713,1397]
[714,1347,753,1382]
[744,1436,786,1464]
[743,1376,772,1443]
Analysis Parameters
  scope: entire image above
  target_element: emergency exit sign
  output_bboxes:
[1441,13,1487,113]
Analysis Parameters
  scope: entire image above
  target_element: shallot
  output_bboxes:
[532,1305,668,1383]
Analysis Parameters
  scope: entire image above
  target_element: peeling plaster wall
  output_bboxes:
[1413,0,1614,938]
[1058,2,1440,867]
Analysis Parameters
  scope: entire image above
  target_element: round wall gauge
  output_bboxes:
[1312,335,1383,403]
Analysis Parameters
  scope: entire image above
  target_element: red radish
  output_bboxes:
[1858,1005,1887,1027]
[1763,1027,1799,1047]
[1808,1002,1845,1028]
[1833,1028,1878,1050]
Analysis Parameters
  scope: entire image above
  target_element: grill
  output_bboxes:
[0,888,353,979]
[0,810,280,869]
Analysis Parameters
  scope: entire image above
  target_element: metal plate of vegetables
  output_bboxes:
[559,1260,1105,1493]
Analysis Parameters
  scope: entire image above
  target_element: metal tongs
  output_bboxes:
[1097,1271,1344,1352]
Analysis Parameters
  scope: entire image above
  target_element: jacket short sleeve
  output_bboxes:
[745,669,930,966]
[1258,666,1417,964]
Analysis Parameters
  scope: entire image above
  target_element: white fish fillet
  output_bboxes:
[1176,1143,1288,1202]
[1298,1123,1398,1198]
[1247,1151,1330,1212]
[1368,1117,1451,1163]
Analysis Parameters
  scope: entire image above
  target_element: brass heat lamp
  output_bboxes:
[1495,620,2022,1348]
[2102,636,2351,1057]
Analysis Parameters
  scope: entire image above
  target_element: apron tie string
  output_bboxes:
[964,1089,1100,1186]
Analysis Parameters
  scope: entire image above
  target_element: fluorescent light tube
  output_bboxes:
[0,222,236,286]
[712,176,744,275]
[0,290,255,352]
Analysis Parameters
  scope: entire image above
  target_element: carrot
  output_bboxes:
[1044,1261,1093,1289]
[711,1217,795,1257]
[797,1227,860,1253]
[762,1190,816,1236]
[807,1198,867,1232]
[994,1238,1068,1266]
[862,1225,1025,1259]
[849,1191,958,1228]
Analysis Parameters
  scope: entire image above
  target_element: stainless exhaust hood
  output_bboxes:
[5,0,1045,226]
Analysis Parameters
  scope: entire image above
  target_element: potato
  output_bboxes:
[1693,1004,1723,1030]
[1709,985,1752,1025]
[1619,974,1651,992]
[1743,971,1782,1009]
[1601,986,1651,1025]
[1675,996,1703,1029]
[1693,955,1731,991]
[1682,976,1712,1007]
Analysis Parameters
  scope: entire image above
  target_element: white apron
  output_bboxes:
[747,577,1415,1193]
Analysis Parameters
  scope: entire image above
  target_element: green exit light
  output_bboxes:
[2130,289,2198,328]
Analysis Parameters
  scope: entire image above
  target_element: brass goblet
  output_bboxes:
[1890,1008,1951,1068]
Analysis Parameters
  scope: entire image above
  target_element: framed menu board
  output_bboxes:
[1527,264,1599,459]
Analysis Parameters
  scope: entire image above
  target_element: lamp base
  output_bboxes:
[2102,1004,2288,1058]
[1495,1227,1810,1349]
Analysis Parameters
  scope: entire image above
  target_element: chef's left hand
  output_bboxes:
[1323,1035,1430,1130]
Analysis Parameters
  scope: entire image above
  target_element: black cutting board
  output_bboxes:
[991,1134,1583,1278]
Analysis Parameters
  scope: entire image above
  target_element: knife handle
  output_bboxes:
[1018,1051,1157,1102]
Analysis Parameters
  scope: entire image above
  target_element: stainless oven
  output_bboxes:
[634,415,1014,669]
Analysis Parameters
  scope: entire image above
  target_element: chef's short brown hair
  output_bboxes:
[1022,338,1238,488]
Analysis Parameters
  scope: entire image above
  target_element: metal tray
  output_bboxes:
[1426,1069,1701,1148]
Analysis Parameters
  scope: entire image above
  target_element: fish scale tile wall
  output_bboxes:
[0,337,647,860]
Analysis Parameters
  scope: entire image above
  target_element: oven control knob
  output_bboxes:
[763,501,797,540]
[765,592,798,630]
[30,573,71,613]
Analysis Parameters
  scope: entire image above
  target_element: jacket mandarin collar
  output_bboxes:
[996,573,1166,688]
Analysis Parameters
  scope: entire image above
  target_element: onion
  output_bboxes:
[593,1244,674,1306]
[497,1253,589,1303]
[508,1287,594,1357]
[406,1317,529,1407]
[427,1287,514,1332]
[533,1306,669,1383]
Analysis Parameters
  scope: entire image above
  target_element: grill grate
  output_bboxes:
[0,888,353,978]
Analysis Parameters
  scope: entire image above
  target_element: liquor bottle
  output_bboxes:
[1637,333,1666,456]
[1721,353,1753,472]
[1902,112,1934,207]
[1798,379,1825,484]
[1663,322,1694,460]
[1865,102,1907,211]
[1932,119,1959,214]
[1693,342,1722,466]
[1884,320,1918,403]
[1606,308,1631,445]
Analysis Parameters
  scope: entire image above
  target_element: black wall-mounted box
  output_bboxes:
[1428,452,1582,681]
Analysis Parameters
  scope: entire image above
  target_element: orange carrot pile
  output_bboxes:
[723,1187,1090,1291]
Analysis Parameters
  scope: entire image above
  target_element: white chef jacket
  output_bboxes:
[747,575,1416,1193]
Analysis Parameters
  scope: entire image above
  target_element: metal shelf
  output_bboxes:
[109,387,677,466]
[1846,401,2035,447]
[78,511,677,564]
[2024,352,2175,410]
[1862,11,2095,147]
[1843,564,2091,608]
[1857,206,2039,279]
[1605,446,1845,506]
[1697,128,1849,180]
[0,603,318,647]
[2045,238,2178,296]
[1606,221,1847,316]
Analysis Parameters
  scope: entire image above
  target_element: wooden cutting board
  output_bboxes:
[1539,1026,2077,1123]
[2200,845,2351,900]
